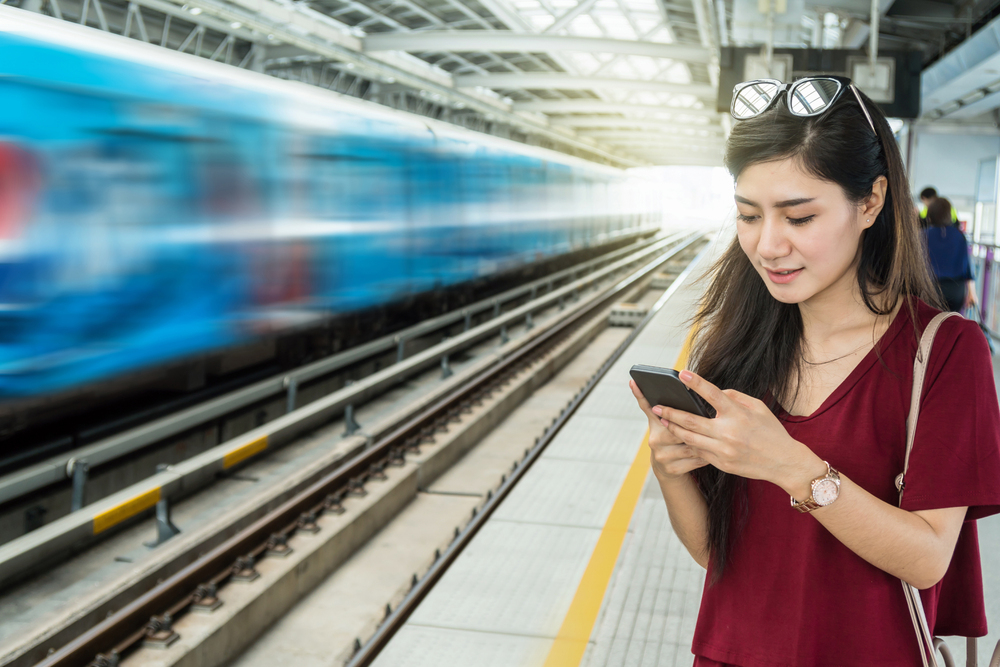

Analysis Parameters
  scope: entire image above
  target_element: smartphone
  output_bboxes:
[629,364,713,418]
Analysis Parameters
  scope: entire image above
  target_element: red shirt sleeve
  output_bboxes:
[900,316,1000,520]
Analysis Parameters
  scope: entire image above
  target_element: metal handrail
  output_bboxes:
[966,241,1000,345]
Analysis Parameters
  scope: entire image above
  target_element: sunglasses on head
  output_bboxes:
[730,76,877,137]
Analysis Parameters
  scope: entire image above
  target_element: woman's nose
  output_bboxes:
[757,217,790,260]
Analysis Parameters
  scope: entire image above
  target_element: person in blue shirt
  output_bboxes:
[924,197,976,311]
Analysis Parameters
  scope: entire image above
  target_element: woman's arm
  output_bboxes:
[659,371,966,589]
[782,458,965,590]
[652,469,710,568]
[630,380,711,568]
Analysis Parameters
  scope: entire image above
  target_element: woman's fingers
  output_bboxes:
[664,419,715,451]
[629,380,657,418]
[659,404,713,438]
[722,388,757,410]
[647,439,707,477]
[678,370,730,413]
[631,382,682,443]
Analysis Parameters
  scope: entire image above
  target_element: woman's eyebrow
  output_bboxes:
[774,197,816,208]
[734,194,815,208]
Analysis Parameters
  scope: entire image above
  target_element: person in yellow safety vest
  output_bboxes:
[919,186,959,227]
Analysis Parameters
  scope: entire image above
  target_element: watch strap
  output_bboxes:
[790,461,838,513]
[791,496,822,513]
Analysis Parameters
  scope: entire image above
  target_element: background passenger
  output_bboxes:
[630,77,1000,667]
[919,185,959,228]
[919,186,937,227]
[924,197,975,313]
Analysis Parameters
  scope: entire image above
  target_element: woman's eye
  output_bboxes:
[787,215,815,225]
[736,213,758,223]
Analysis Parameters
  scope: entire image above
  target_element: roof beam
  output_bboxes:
[551,116,723,131]
[472,0,533,31]
[605,142,724,155]
[81,0,640,166]
[514,100,720,117]
[544,0,599,34]
[578,128,723,140]
[594,134,725,147]
[364,32,712,64]
[625,152,724,166]
[456,73,715,97]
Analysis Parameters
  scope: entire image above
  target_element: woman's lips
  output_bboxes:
[765,268,803,284]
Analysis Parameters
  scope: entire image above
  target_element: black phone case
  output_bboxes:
[629,364,713,418]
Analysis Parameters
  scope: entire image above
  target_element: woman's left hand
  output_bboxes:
[653,370,822,492]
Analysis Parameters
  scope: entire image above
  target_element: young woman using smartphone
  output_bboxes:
[629,78,1000,666]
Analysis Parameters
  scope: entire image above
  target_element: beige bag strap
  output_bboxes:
[897,311,959,667]
[897,311,959,497]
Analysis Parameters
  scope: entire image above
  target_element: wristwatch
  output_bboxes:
[790,461,841,513]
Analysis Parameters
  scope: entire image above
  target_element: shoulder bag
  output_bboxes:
[898,311,1000,667]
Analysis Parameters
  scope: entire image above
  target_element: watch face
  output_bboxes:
[813,479,839,506]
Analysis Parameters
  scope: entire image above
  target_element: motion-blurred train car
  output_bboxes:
[0,7,662,427]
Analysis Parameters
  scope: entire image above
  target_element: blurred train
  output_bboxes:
[0,7,662,426]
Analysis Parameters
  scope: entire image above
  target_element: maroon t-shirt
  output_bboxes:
[691,300,1000,667]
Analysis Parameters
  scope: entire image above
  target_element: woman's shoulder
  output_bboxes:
[907,299,990,364]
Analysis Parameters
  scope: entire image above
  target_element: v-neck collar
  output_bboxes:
[779,303,910,423]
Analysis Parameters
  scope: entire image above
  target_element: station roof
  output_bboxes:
[9,0,1000,166]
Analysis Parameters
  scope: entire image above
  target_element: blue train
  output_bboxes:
[0,7,661,410]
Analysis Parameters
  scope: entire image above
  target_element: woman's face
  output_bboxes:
[734,158,877,306]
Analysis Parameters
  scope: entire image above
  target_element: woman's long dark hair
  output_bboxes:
[691,85,940,581]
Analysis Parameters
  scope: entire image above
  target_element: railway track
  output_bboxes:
[0,232,662,514]
[4,230,707,667]
[0,232,676,569]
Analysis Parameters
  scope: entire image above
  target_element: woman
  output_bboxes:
[924,196,976,312]
[629,77,1000,666]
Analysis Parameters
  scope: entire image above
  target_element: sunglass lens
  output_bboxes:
[789,78,841,115]
[733,82,780,119]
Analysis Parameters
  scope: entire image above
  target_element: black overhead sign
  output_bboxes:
[717,48,923,119]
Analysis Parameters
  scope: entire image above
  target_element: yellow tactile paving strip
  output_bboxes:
[542,327,695,667]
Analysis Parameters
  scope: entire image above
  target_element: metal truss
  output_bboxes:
[8,0,257,67]
[5,0,729,166]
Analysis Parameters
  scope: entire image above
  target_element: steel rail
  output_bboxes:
[0,229,661,506]
[33,232,703,667]
[346,234,713,667]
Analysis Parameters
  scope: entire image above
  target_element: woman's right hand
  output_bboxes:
[629,379,709,480]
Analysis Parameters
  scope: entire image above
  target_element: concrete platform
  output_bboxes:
[372,236,719,667]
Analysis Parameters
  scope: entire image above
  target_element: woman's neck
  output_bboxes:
[797,282,899,348]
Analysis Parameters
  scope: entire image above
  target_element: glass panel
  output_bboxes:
[732,82,779,119]
[789,78,841,115]
[973,156,997,245]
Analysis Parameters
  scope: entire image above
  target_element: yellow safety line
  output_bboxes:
[93,487,161,535]
[542,325,696,667]
[223,435,269,469]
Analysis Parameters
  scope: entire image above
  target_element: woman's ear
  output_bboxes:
[862,176,888,229]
